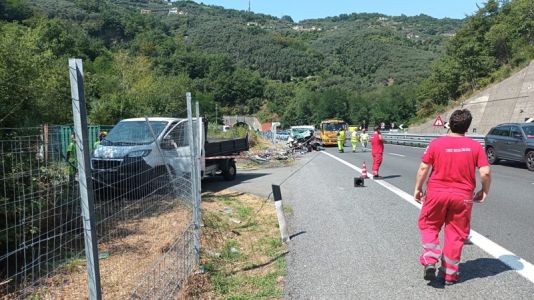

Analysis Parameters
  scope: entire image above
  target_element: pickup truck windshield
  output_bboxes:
[102,121,168,145]
[524,125,534,138]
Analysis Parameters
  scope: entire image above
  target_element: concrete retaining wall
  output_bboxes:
[410,60,534,135]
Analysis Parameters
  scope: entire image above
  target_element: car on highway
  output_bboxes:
[484,123,534,171]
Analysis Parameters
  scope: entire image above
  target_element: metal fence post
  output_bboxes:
[186,93,200,265]
[195,100,202,227]
[68,59,102,300]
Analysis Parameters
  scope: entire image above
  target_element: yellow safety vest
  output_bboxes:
[338,130,345,141]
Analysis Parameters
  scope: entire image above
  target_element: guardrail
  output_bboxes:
[382,133,485,148]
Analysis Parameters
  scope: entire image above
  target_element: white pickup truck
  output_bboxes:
[91,117,249,192]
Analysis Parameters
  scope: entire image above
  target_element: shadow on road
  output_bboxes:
[201,172,269,193]
[289,231,306,240]
[426,256,518,288]
[379,174,401,180]
[495,160,528,170]
[459,256,518,283]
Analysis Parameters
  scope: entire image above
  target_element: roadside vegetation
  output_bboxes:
[415,0,534,121]
[1,0,455,132]
[181,191,287,299]
[1,1,532,131]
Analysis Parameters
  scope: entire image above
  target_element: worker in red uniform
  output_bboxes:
[370,126,384,178]
[414,109,491,285]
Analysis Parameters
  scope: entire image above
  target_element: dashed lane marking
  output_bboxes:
[388,153,406,157]
[322,151,534,284]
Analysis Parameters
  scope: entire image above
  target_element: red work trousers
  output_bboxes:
[371,152,383,175]
[418,189,473,282]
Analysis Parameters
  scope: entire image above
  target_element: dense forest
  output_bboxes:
[0,0,533,129]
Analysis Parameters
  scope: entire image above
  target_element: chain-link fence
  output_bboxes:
[0,59,201,299]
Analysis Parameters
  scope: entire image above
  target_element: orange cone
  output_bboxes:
[361,161,369,179]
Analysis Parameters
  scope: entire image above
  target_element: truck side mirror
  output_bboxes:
[160,136,174,149]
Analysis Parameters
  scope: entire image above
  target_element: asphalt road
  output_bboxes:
[202,145,534,299]
[325,144,534,264]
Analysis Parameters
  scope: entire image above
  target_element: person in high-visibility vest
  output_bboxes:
[359,128,369,152]
[351,129,359,152]
[94,130,108,149]
[337,128,346,153]
[66,133,77,181]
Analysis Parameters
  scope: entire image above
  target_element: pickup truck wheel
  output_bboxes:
[486,146,499,164]
[222,160,236,181]
[526,150,534,171]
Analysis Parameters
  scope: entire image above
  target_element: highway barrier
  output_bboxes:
[382,133,485,148]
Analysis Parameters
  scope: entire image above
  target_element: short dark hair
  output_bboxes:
[449,109,472,134]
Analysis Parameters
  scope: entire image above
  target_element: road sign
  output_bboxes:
[433,115,444,127]
[399,124,404,130]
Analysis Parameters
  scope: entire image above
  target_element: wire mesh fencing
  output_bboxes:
[0,127,85,297]
[1,118,201,298]
[89,118,198,299]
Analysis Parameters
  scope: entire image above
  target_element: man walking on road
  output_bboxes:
[414,109,491,285]
[370,126,384,178]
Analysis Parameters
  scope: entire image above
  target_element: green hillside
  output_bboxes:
[6,0,527,130]
[172,2,460,88]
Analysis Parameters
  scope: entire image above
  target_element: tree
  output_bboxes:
[281,15,293,23]
[0,0,32,21]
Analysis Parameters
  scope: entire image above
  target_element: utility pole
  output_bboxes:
[215,103,218,125]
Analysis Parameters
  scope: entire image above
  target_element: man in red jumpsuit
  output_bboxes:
[370,126,384,178]
[414,109,491,285]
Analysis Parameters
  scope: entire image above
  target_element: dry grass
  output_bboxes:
[180,190,287,299]
[4,191,286,300]
[21,199,191,300]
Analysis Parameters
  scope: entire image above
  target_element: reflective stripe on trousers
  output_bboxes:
[440,255,460,281]
[421,243,441,265]
[418,189,473,281]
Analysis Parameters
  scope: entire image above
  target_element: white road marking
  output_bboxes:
[390,145,426,150]
[388,153,406,157]
[322,151,534,284]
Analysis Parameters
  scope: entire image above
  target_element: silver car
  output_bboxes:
[484,123,534,171]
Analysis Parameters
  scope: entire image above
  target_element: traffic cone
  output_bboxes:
[361,161,369,179]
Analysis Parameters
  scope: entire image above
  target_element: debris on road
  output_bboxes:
[238,133,322,170]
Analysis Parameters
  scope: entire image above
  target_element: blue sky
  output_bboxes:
[191,0,483,22]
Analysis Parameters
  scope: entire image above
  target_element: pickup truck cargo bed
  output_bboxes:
[205,136,249,157]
